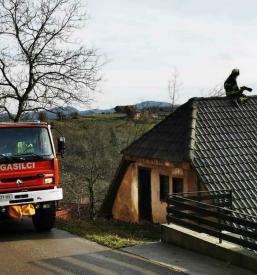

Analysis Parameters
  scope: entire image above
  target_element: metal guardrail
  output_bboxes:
[167,190,257,251]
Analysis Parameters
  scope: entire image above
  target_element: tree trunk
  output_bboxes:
[76,195,81,220]
[14,101,25,122]
[88,182,95,220]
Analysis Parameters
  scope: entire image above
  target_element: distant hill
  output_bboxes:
[80,108,115,116]
[43,101,175,118]
[46,106,80,119]
[81,101,177,116]
[38,106,115,119]
[10,100,176,119]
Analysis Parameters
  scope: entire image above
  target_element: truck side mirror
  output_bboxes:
[57,137,65,158]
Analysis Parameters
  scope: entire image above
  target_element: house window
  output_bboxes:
[160,175,169,201]
[172,178,183,193]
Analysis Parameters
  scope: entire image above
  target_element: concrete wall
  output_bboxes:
[112,163,139,223]
[162,224,257,273]
[150,166,170,224]
[112,158,198,224]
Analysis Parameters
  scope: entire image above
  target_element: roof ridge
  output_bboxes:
[193,95,257,102]
[186,99,198,161]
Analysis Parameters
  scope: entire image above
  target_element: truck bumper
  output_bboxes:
[0,188,63,207]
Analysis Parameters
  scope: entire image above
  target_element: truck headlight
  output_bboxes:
[44,178,53,184]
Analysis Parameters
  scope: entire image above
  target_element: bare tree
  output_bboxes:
[61,123,113,220]
[0,0,101,121]
[168,68,181,112]
[200,83,225,97]
[61,171,87,219]
[207,84,225,97]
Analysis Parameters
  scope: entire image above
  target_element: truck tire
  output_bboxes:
[32,202,56,232]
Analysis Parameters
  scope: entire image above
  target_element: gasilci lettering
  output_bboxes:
[0,162,35,171]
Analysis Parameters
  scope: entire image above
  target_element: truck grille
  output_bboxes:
[10,198,34,204]
[0,176,37,183]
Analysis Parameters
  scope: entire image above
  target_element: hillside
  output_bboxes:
[52,113,157,218]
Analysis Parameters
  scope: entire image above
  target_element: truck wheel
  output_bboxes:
[32,202,56,232]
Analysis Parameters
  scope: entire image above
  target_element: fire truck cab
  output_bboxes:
[0,122,64,231]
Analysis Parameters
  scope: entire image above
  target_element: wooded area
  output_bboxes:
[52,114,156,220]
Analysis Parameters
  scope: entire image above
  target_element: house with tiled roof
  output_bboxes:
[101,96,257,223]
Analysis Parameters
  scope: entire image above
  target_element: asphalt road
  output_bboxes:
[0,218,180,275]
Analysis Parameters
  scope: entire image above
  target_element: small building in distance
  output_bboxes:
[101,97,257,223]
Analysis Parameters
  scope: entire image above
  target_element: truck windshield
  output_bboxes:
[0,127,53,160]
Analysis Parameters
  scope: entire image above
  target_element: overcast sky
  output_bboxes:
[82,0,257,109]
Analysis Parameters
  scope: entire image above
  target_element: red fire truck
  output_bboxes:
[0,122,64,231]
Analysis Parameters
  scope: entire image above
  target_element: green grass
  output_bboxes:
[56,218,161,249]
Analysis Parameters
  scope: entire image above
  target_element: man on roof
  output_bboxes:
[224,69,252,106]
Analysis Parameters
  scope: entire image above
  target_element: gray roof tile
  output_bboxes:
[191,97,257,217]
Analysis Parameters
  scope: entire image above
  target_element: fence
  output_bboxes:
[167,190,257,251]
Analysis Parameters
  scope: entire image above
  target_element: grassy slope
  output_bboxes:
[56,218,161,249]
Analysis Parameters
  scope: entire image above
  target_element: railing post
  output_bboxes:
[218,207,222,244]
[229,189,232,209]
[167,194,171,225]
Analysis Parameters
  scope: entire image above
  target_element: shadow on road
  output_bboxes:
[31,249,181,275]
[0,218,181,274]
[0,217,73,242]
